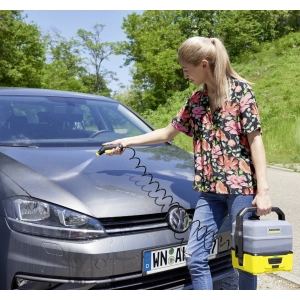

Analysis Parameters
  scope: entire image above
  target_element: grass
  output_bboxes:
[138,32,300,165]
[235,32,300,164]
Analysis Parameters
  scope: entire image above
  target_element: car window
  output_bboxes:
[100,104,150,136]
[0,95,152,147]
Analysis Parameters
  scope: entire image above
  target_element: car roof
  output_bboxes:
[0,87,117,102]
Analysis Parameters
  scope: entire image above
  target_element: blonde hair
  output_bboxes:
[178,36,253,108]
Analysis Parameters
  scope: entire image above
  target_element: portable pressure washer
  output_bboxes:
[231,207,293,275]
[96,146,294,271]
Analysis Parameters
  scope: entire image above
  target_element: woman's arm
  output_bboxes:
[102,123,181,155]
[247,129,272,216]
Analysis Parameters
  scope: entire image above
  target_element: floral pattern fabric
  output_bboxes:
[171,78,262,194]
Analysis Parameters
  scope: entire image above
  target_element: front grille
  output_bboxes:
[91,250,234,290]
[15,251,234,290]
[100,209,194,235]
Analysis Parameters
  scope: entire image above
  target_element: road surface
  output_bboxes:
[250,166,300,290]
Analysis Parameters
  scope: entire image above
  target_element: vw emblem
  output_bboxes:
[167,205,190,233]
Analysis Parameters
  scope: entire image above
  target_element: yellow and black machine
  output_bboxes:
[231,207,293,275]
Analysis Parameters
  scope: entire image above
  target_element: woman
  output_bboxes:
[102,36,272,290]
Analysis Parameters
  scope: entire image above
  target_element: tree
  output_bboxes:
[118,10,190,111]
[215,10,300,59]
[0,10,46,87]
[77,24,116,96]
[118,10,300,112]
[177,10,217,38]
[41,29,88,92]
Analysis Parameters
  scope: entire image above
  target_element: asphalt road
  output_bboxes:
[261,166,300,286]
[258,273,300,290]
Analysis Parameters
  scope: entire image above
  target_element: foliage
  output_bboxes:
[137,32,300,164]
[118,10,300,111]
[232,32,300,163]
[0,11,120,96]
[215,10,300,60]
[118,11,189,111]
[77,24,116,96]
[41,30,88,92]
[177,10,218,37]
[139,84,196,153]
[0,10,46,87]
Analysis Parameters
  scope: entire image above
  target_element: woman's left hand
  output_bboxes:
[252,190,272,216]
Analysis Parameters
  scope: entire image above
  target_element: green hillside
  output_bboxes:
[141,32,300,165]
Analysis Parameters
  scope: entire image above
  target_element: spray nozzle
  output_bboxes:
[96,144,124,156]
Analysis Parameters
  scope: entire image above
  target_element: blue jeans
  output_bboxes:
[185,192,257,290]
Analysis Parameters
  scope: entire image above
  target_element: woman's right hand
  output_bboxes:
[101,140,126,156]
[101,124,179,156]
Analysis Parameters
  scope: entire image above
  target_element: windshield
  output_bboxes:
[0,95,152,147]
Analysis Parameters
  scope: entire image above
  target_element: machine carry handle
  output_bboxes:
[236,207,285,228]
[234,207,285,266]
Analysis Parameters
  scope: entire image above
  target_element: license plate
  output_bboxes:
[143,238,219,274]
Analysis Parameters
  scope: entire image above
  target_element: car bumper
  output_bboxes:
[0,217,234,290]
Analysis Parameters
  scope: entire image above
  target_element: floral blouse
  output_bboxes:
[171,78,262,194]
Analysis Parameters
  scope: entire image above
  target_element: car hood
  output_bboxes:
[0,145,199,218]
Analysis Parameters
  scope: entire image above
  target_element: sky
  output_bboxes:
[23,10,143,92]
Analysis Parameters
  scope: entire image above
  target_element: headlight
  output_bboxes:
[4,197,107,240]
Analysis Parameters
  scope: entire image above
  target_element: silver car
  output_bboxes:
[0,88,235,290]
